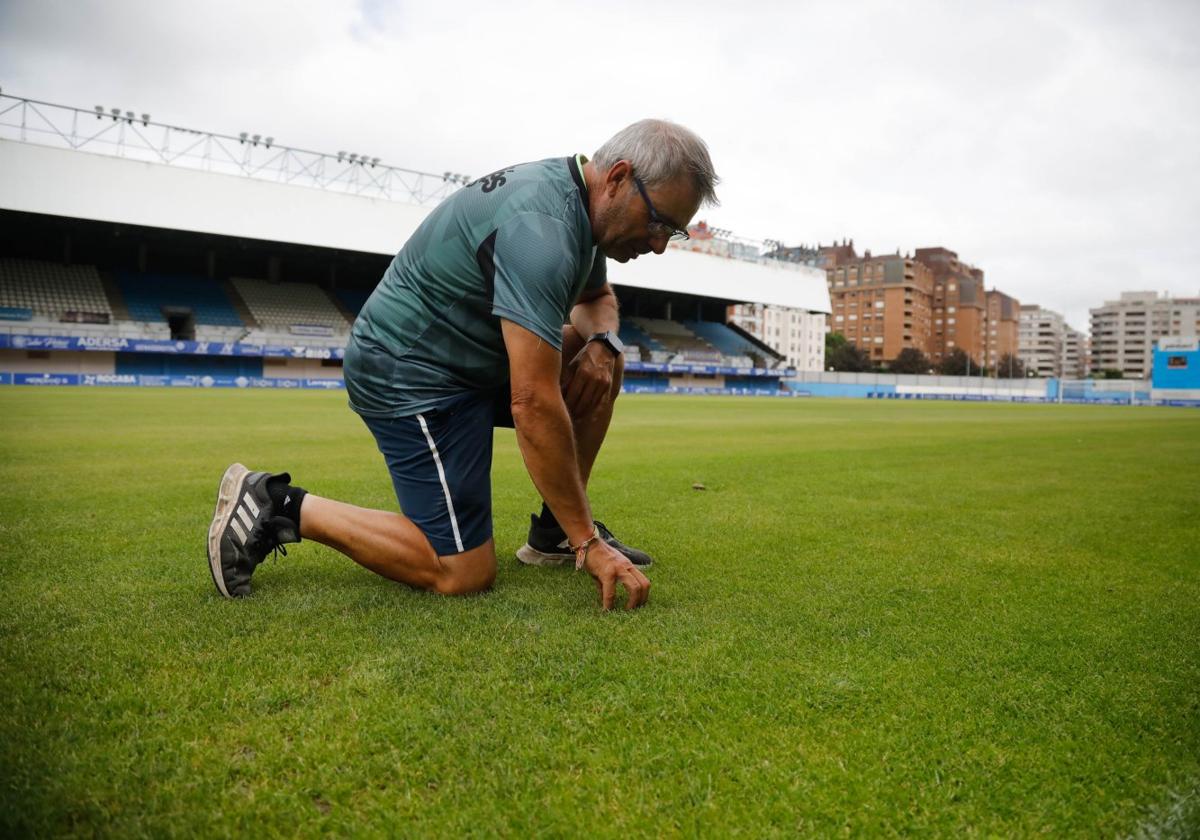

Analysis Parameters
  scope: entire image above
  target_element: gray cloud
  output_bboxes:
[2,0,1197,329]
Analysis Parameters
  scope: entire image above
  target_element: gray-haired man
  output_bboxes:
[207,119,719,610]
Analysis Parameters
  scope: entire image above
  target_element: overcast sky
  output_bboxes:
[3,0,1198,330]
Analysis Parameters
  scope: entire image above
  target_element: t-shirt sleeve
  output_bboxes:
[489,213,580,350]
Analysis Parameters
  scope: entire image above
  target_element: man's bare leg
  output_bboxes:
[300,495,496,595]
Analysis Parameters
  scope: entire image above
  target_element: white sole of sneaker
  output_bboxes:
[207,462,249,599]
[515,543,572,567]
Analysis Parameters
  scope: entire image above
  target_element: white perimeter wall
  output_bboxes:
[0,139,829,312]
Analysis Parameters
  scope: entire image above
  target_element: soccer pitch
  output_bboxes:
[1,389,1197,836]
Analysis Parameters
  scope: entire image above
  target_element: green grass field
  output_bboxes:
[1,389,1198,836]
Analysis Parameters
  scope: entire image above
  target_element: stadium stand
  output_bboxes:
[232,277,351,346]
[0,259,113,322]
[626,317,722,364]
[683,320,771,368]
[116,272,244,327]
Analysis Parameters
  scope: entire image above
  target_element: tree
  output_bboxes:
[825,331,847,358]
[889,347,931,374]
[994,353,1025,379]
[938,347,980,376]
[828,340,873,372]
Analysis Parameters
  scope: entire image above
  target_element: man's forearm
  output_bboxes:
[570,290,619,339]
[510,391,594,542]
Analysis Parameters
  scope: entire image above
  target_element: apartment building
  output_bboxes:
[825,252,934,365]
[985,290,1021,370]
[912,247,987,366]
[1018,305,1066,377]
[1090,291,1200,378]
[727,303,828,371]
[1063,326,1091,379]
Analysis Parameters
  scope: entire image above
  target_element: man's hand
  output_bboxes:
[562,340,616,417]
[582,539,651,610]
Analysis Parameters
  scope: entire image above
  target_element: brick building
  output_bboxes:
[826,251,934,365]
[914,247,987,367]
[985,290,1021,370]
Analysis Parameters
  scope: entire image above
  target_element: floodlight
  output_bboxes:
[337,151,346,161]
[111,108,121,119]
[239,131,248,143]
[265,137,273,147]
[125,111,134,121]
[141,113,150,125]
[348,153,358,162]
[443,171,452,180]
[94,105,104,118]
[371,157,380,166]
[252,134,261,145]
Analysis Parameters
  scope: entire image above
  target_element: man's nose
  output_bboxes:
[649,233,670,255]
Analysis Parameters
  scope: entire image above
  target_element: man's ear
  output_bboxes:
[604,160,632,197]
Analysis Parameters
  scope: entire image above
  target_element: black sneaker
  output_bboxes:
[206,463,300,598]
[515,516,654,569]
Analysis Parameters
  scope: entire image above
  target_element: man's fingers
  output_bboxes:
[600,573,616,611]
[619,566,651,610]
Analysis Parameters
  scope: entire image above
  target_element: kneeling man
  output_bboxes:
[206,119,719,610]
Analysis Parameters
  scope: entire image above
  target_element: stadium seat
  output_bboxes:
[626,317,723,364]
[0,259,113,321]
[115,272,245,327]
[683,320,768,368]
[232,277,351,336]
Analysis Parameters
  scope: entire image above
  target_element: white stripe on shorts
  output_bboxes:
[416,413,464,554]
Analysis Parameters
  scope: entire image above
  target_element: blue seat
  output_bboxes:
[683,320,762,359]
[116,272,244,326]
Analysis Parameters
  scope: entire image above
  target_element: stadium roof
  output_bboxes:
[0,107,829,312]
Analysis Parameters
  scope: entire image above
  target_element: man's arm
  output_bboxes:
[501,318,594,545]
[502,318,649,610]
[563,283,621,415]
[569,282,619,339]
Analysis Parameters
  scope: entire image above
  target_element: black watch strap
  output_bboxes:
[587,330,624,356]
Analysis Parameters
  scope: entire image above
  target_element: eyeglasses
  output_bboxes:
[632,175,690,242]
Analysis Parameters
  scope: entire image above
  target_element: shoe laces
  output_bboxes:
[245,519,288,565]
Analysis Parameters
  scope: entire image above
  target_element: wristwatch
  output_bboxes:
[587,330,624,357]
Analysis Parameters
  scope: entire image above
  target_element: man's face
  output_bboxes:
[594,161,703,263]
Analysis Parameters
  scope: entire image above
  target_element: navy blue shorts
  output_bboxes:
[361,387,513,556]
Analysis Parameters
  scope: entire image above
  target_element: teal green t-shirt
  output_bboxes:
[345,155,606,418]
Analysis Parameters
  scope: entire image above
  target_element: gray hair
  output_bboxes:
[593,119,720,207]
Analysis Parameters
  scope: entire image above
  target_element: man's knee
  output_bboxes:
[433,542,497,596]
